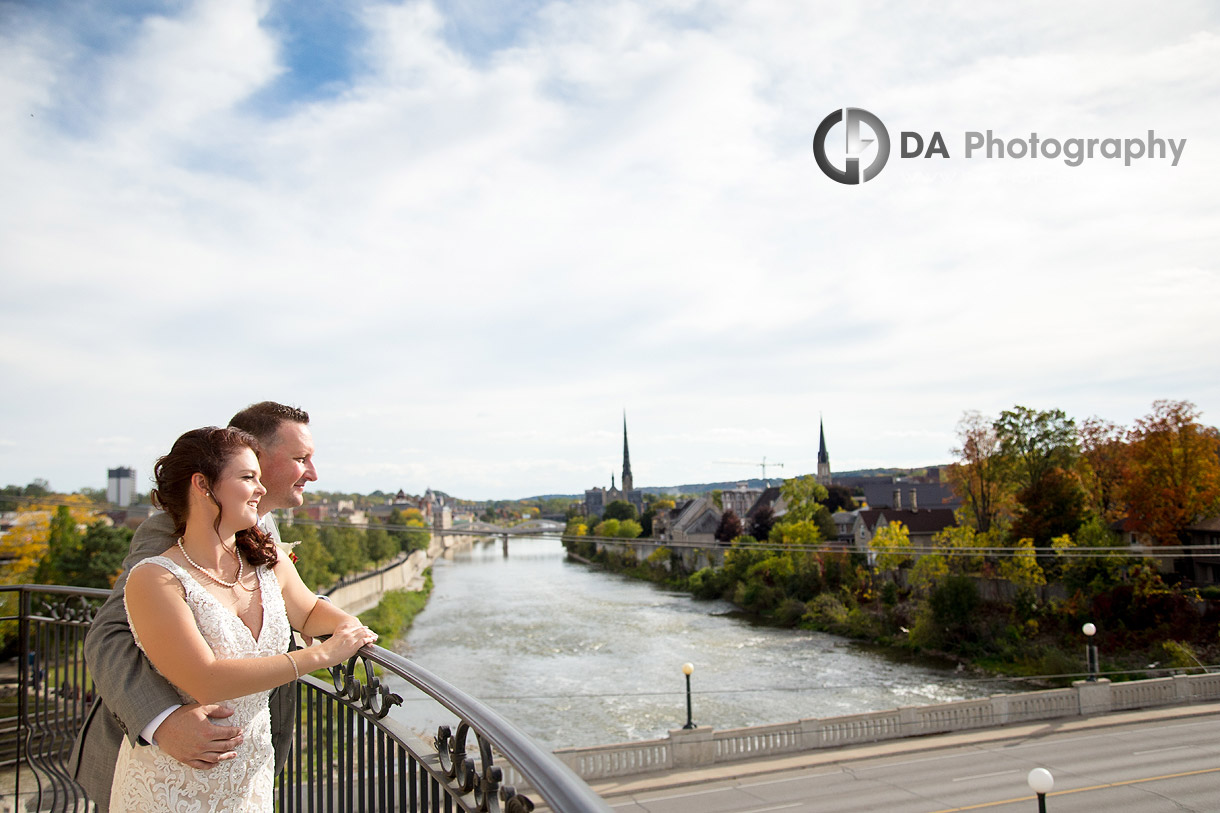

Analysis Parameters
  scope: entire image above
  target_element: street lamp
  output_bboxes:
[1082,622,1099,681]
[681,663,695,729]
[1027,767,1053,812]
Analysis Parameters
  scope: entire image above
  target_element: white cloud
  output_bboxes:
[0,0,1217,497]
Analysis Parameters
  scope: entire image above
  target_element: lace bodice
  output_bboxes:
[109,555,291,813]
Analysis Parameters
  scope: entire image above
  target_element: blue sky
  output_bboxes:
[1,0,1217,500]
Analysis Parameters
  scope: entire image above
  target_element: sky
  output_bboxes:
[0,0,1217,501]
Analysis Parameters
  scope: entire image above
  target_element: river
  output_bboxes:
[390,536,1019,752]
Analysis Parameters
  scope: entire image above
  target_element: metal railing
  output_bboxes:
[1,585,609,813]
[1,584,109,813]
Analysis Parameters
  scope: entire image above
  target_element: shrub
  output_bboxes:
[804,594,849,627]
[776,598,806,627]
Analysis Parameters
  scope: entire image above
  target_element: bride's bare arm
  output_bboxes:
[273,554,375,640]
[124,564,374,705]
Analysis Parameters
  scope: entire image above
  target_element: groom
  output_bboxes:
[70,401,318,811]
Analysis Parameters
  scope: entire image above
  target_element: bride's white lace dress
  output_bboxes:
[109,556,290,813]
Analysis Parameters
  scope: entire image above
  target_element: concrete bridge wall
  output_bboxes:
[553,672,1220,782]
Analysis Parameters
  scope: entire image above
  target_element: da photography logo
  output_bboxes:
[813,106,1187,183]
[812,108,891,184]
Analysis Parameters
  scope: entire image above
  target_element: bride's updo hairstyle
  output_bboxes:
[150,427,278,567]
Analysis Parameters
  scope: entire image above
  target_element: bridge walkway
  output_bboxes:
[592,701,1220,808]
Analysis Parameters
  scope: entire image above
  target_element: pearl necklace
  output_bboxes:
[177,538,243,588]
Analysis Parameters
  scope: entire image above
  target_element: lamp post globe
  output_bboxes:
[1028,767,1053,812]
[1082,623,1099,680]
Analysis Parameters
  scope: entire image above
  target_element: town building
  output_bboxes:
[584,414,645,518]
[107,467,136,507]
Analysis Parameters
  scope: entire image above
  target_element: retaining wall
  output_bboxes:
[323,533,475,615]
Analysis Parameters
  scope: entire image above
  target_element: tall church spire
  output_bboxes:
[817,415,831,485]
[621,411,634,493]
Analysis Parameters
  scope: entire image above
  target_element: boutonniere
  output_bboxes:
[275,540,302,563]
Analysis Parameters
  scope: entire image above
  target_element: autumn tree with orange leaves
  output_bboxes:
[1123,400,1220,546]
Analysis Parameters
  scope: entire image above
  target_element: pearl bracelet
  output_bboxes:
[284,652,300,681]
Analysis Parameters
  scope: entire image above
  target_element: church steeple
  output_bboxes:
[817,416,831,485]
[621,411,633,493]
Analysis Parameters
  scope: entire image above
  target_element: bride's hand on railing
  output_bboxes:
[318,619,378,666]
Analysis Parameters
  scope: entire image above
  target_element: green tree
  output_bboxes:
[1009,467,1089,546]
[321,524,369,578]
[780,476,829,523]
[616,519,643,539]
[602,500,639,522]
[869,520,912,573]
[1051,519,1128,593]
[593,518,620,537]
[35,506,83,584]
[366,524,398,564]
[994,406,1078,493]
[821,485,856,512]
[998,537,1046,591]
[289,524,335,590]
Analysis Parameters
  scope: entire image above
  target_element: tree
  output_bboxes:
[289,524,335,590]
[616,519,643,539]
[948,411,1013,533]
[1009,467,1089,546]
[593,518,620,537]
[1051,518,1127,593]
[366,524,398,564]
[321,524,369,577]
[52,521,130,588]
[603,500,639,522]
[714,510,743,544]
[821,485,856,513]
[1124,400,1220,545]
[994,406,1078,492]
[777,476,836,540]
[748,505,776,541]
[388,508,430,553]
[35,506,83,585]
[1078,417,1131,524]
[779,476,829,522]
[869,520,912,573]
[998,537,1046,591]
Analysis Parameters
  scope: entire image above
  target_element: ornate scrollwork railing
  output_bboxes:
[283,645,608,813]
[2,584,609,813]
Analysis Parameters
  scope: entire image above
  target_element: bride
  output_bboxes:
[109,427,378,812]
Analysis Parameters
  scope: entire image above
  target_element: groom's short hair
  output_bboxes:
[229,401,310,446]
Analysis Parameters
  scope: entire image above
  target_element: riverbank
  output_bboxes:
[358,569,434,646]
[562,537,1220,685]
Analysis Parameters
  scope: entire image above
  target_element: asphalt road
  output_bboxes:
[599,711,1220,812]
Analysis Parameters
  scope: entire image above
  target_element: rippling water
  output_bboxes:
[389,537,1017,751]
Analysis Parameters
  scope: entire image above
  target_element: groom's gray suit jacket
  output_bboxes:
[68,512,297,811]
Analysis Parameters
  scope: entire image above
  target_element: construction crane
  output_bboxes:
[713,457,785,483]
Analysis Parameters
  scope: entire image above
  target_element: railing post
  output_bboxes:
[668,726,715,769]
[16,587,29,807]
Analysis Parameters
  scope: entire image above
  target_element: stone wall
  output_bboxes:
[324,533,475,615]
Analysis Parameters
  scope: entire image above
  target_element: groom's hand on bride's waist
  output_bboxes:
[155,704,244,769]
